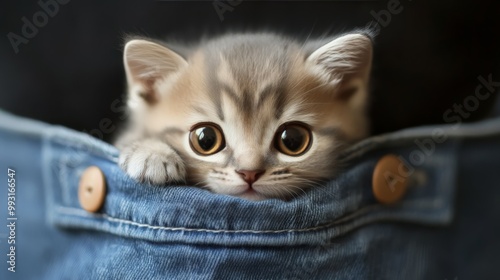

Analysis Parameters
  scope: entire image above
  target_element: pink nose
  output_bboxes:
[235,169,265,185]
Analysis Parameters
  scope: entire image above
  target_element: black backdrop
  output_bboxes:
[1,0,499,142]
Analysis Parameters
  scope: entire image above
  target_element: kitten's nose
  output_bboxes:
[235,169,265,185]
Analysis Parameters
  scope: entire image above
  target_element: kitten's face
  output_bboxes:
[124,33,372,200]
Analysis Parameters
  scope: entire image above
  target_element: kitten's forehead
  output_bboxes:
[201,35,304,124]
[205,33,296,80]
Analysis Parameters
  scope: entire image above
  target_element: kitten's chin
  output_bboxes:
[236,189,267,201]
[206,182,300,201]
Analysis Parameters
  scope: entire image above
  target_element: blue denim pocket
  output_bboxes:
[5,110,500,279]
[42,124,458,247]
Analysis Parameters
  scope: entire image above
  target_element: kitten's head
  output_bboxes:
[123,32,373,200]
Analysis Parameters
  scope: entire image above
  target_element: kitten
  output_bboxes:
[115,32,373,200]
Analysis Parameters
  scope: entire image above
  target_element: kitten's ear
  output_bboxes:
[124,39,187,104]
[306,33,372,90]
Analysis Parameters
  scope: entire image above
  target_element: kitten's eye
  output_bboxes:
[274,123,312,156]
[189,123,225,155]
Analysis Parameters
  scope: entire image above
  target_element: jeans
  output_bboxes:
[1,109,500,279]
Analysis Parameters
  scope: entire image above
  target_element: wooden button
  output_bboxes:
[78,166,106,212]
[372,154,408,204]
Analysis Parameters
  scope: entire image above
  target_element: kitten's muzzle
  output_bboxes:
[235,169,265,186]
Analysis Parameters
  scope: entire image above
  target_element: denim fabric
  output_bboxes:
[1,110,500,279]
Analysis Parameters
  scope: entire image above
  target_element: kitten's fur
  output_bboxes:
[116,32,373,200]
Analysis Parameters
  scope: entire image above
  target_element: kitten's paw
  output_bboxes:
[118,139,186,185]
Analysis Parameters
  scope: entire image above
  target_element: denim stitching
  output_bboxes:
[56,200,444,234]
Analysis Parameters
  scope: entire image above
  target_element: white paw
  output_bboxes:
[118,139,186,185]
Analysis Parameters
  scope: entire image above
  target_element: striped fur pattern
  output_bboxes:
[116,32,373,200]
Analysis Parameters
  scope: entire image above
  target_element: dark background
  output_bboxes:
[1,0,499,142]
